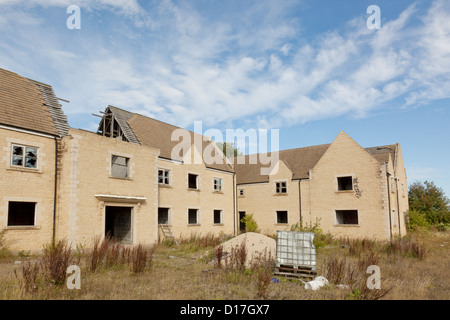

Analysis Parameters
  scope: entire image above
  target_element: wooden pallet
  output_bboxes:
[274,264,317,280]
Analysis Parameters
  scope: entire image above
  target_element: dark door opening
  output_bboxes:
[105,206,133,244]
[239,211,246,233]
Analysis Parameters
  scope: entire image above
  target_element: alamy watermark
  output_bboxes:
[66,265,81,290]
[366,265,382,290]
[67,5,81,30]
[171,121,280,176]
[367,5,381,30]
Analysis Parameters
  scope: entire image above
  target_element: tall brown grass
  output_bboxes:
[223,240,247,270]
[41,239,74,286]
[2,231,448,300]
[14,261,40,296]
[131,244,151,274]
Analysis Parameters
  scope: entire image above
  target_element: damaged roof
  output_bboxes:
[105,106,140,144]
[128,113,234,173]
[0,68,69,137]
[100,107,234,173]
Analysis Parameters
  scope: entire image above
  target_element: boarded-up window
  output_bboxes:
[188,209,198,225]
[276,211,288,224]
[337,176,353,191]
[111,155,129,179]
[336,210,359,225]
[213,210,222,224]
[11,145,38,169]
[8,202,36,226]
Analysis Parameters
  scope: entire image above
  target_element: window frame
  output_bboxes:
[11,144,39,170]
[335,210,359,225]
[188,208,199,225]
[337,176,354,191]
[213,209,223,225]
[111,155,130,179]
[7,201,37,227]
[275,181,287,194]
[158,169,171,186]
[276,210,289,224]
[188,173,199,190]
[158,207,171,225]
[213,178,222,192]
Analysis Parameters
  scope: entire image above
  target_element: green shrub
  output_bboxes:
[240,214,260,233]
[407,209,431,231]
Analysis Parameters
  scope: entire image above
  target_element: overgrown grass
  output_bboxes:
[0,230,448,300]
[0,230,13,260]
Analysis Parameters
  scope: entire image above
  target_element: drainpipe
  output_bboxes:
[395,177,402,237]
[233,172,236,236]
[386,164,393,241]
[52,137,58,245]
[298,179,302,228]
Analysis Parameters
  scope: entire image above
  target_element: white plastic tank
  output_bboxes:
[276,230,317,270]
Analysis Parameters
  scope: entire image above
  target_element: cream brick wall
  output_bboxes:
[56,129,160,248]
[237,161,300,236]
[157,145,236,240]
[2,124,408,252]
[392,143,409,237]
[308,132,390,240]
[236,132,409,240]
[0,127,57,251]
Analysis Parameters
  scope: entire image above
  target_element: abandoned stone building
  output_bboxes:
[234,131,409,240]
[0,68,408,251]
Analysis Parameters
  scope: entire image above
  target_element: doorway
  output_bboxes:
[105,206,133,244]
[239,211,246,233]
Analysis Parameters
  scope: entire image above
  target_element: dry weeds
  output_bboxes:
[0,230,448,300]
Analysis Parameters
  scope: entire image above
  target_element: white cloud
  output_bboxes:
[0,0,449,131]
[0,0,142,14]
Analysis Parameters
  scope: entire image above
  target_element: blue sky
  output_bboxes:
[0,0,449,196]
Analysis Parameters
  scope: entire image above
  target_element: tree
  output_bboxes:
[215,142,243,159]
[408,180,450,227]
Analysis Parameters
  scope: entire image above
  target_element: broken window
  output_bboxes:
[188,209,199,225]
[111,155,129,179]
[276,211,288,224]
[276,181,287,194]
[213,178,222,192]
[336,210,359,225]
[11,145,38,169]
[213,210,222,224]
[158,208,170,225]
[188,174,199,189]
[158,169,170,185]
[8,202,36,226]
[337,176,353,191]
